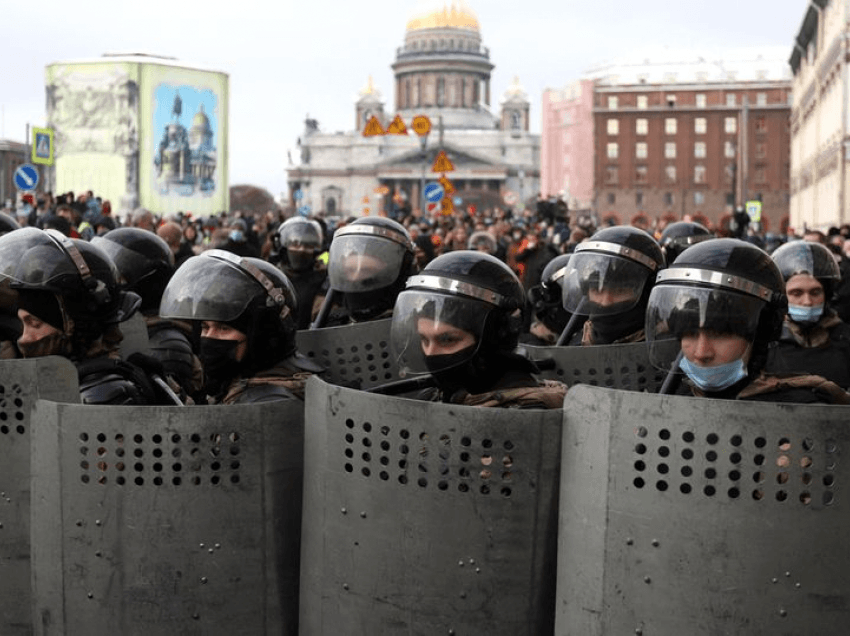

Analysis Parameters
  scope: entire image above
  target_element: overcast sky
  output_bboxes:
[0,0,810,200]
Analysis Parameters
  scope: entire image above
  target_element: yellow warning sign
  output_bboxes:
[386,115,408,135]
[438,175,456,195]
[441,196,454,216]
[362,116,385,137]
[412,115,431,137]
[431,150,455,173]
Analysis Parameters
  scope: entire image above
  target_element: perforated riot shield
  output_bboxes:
[557,385,850,635]
[0,357,79,636]
[519,342,667,392]
[295,318,399,390]
[300,376,563,635]
[30,398,304,636]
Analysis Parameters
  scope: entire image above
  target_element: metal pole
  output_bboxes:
[420,135,427,219]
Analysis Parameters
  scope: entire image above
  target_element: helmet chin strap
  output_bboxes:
[44,229,111,305]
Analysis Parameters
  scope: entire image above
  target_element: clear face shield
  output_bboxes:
[159,256,259,322]
[391,290,494,376]
[328,233,408,293]
[561,251,651,317]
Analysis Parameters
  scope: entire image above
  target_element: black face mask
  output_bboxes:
[199,337,243,396]
[425,346,505,399]
[591,302,646,344]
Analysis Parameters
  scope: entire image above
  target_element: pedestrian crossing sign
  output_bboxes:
[32,127,54,166]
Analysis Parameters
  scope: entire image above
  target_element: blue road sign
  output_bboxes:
[14,164,39,192]
[294,189,304,201]
[298,205,311,216]
[424,182,444,203]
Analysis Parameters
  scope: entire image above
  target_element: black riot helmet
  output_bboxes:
[660,221,712,263]
[646,238,786,376]
[275,217,323,272]
[0,212,20,235]
[159,249,300,374]
[527,254,572,334]
[391,250,525,377]
[92,227,176,313]
[328,216,418,320]
[771,240,840,297]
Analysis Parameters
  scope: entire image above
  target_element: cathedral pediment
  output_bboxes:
[378,143,500,170]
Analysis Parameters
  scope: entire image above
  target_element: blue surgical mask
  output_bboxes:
[229,230,244,242]
[680,356,748,392]
[787,303,823,325]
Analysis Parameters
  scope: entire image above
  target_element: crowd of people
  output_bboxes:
[2,187,850,408]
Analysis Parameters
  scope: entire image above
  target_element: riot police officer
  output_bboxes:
[646,238,849,403]
[391,250,567,408]
[273,217,328,329]
[318,216,418,327]
[159,249,322,404]
[0,227,164,404]
[763,240,850,389]
[92,227,203,399]
[522,254,575,346]
[561,226,665,345]
[659,221,713,264]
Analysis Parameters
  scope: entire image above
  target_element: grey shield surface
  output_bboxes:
[557,385,850,635]
[519,342,668,392]
[0,357,79,636]
[300,376,563,635]
[295,318,398,389]
[30,399,304,636]
[118,311,152,359]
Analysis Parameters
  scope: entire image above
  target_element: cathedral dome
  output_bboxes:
[192,105,211,129]
[406,0,479,32]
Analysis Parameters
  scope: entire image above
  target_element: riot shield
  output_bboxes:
[519,342,667,392]
[30,398,304,636]
[118,311,151,359]
[300,376,563,635]
[557,385,850,635]
[295,318,399,390]
[0,357,79,636]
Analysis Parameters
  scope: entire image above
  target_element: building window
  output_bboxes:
[665,118,677,134]
[725,164,735,183]
[694,191,705,206]
[757,93,767,106]
[755,117,767,134]
[636,191,644,206]
[755,143,767,159]
[635,166,648,183]
[605,167,618,184]
[636,142,648,159]
[726,192,736,205]
[694,142,706,158]
[666,94,677,107]
[608,96,618,109]
[607,192,616,205]
[607,142,619,159]
[665,142,676,159]
[437,77,445,106]
[696,93,706,108]
[636,118,648,135]
[664,192,674,206]
[607,119,619,135]
[726,94,736,107]
[694,165,706,184]
[665,166,676,183]
[725,117,737,134]
[725,141,736,158]
[637,95,648,109]
[754,168,766,184]
[695,118,707,134]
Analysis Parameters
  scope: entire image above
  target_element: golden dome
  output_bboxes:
[406,1,479,32]
[192,104,210,128]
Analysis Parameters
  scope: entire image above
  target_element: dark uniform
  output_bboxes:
[160,249,322,404]
[645,237,850,404]
[521,253,574,346]
[390,250,567,408]
[272,217,328,330]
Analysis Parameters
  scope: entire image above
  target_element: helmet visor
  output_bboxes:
[159,256,259,322]
[391,290,490,375]
[90,236,159,287]
[646,285,765,371]
[328,234,406,292]
[562,252,650,316]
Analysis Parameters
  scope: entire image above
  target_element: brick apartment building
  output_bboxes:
[589,52,792,232]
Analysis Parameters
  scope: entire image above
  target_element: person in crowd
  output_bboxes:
[522,254,575,346]
[762,240,850,390]
[0,227,167,404]
[391,250,567,408]
[318,216,418,327]
[561,226,665,345]
[273,217,328,329]
[646,238,849,404]
[92,228,203,400]
[159,249,322,404]
[157,220,195,267]
[129,207,157,232]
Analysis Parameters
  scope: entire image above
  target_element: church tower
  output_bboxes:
[355,76,386,133]
[391,0,496,130]
[500,77,530,134]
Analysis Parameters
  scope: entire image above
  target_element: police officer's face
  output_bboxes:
[18,309,61,346]
[417,318,476,357]
[343,254,384,285]
[681,330,750,367]
[587,286,636,307]
[200,321,248,362]
[785,274,824,307]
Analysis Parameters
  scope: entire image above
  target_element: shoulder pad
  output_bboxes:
[79,371,149,405]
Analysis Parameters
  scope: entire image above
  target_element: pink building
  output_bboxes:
[540,79,595,210]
